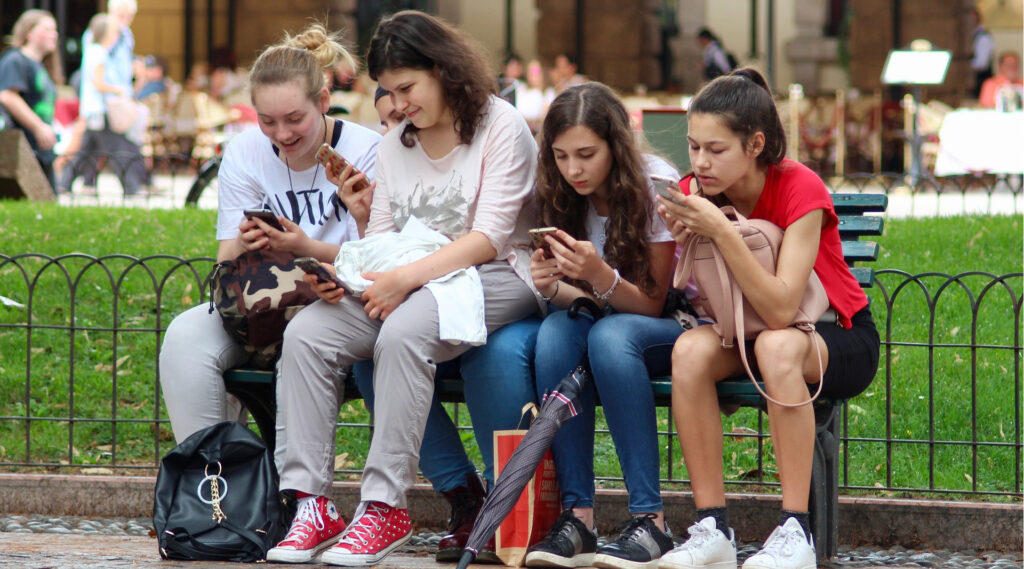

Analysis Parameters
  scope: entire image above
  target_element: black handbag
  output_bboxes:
[153,421,288,562]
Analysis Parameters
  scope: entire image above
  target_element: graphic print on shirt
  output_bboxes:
[270,185,348,227]
[390,171,472,237]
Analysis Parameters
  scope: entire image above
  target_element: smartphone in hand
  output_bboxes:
[529,227,560,255]
[293,257,354,295]
[243,208,285,231]
[651,174,687,204]
[315,143,371,192]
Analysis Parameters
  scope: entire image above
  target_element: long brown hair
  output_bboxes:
[9,9,63,85]
[536,82,656,295]
[365,10,496,148]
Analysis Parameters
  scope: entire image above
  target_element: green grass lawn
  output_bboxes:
[0,201,1020,498]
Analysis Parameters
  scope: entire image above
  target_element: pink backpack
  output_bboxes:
[674,206,829,407]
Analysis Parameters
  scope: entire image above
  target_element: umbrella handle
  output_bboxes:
[567,297,603,321]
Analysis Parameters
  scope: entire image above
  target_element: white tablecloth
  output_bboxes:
[933,110,1024,176]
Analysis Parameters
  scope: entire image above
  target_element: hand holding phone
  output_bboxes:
[316,143,371,192]
[243,208,285,231]
[651,174,687,205]
[529,227,560,255]
[294,257,353,295]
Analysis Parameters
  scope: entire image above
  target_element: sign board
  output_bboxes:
[881,50,952,85]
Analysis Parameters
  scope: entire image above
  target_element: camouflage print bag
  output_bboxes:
[208,249,318,367]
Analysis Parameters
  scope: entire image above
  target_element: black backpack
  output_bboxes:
[153,421,288,562]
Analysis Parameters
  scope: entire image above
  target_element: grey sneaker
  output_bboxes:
[659,516,737,569]
[592,514,675,569]
[741,518,815,569]
[525,510,598,568]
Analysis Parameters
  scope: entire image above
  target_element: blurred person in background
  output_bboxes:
[551,53,587,94]
[969,8,995,99]
[697,27,734,81]
[135,55,172,100]
[979,51,1023,110]
[515,58,554,131]
[56,12,147,196]
[0,9,63,190]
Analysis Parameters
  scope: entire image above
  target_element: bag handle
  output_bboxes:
[717,239,825,408]
[516,402,539,430]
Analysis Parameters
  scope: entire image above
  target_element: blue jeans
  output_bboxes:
[353,317,541,491]
[534,309,683,513]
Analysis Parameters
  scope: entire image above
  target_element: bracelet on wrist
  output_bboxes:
[592,269,621,301]
[540,281,560,302]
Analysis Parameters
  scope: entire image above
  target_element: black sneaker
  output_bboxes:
[592,514,674,569]
[525,510,598,568]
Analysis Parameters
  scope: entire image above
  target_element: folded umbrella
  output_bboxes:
[455,365,590,569]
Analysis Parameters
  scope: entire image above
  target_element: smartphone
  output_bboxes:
[315,143,371,192]
[651,174,687,204]
[293,257,353,295]
[528,227,559,254]
[243,208,285,231]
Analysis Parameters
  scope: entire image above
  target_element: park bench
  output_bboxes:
[223,192,887,562]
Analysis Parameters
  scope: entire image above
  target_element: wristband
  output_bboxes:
[540,281,560,302]
[592,269,621,301]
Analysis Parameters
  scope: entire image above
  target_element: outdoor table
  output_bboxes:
[933,109,1024,176]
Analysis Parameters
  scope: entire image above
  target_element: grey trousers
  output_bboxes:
[159,304,249,443]
[276,262,538,507]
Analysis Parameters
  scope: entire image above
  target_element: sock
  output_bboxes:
[696,506,729,535]
[780,510,812,543]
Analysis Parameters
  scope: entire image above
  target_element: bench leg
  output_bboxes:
[224,381,278,455]
[809,404,840,561]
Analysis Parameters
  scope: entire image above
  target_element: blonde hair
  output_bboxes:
[87,13,113,46]
[249,22,356,104]
[9,9,64,84]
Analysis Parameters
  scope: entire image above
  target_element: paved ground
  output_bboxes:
[0,513,1020,569]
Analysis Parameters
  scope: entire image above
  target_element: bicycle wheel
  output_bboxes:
[184,156,220,208]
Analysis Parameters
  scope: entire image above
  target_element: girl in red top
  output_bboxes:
[656,68,879,569]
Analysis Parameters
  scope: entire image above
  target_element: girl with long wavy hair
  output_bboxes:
[270,10,541,566]
[525,82,688,569]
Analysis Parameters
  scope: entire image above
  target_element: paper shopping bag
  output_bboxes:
[492,426,561,567]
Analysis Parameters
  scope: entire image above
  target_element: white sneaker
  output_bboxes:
[658,516,737,569]
[741,518,816,569]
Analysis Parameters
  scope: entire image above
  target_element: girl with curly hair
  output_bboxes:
[270,10,541,566]
[524,82,688,569]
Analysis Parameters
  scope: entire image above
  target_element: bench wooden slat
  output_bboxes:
[837,214,884,237]
[841,240,879,262]
[830,192,888,213]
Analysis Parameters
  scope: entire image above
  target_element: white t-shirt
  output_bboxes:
[79,43,109,120]
[216,119,381,245]
[367,95,538,284]
[584,154,679,256]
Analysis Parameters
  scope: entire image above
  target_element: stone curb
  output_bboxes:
[0,473,1019,551]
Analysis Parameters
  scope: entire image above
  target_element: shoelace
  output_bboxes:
[546,511,580,540]
[679,521,716,550]
[616,514,656,543]
[339,503,387,547]
[283,498,325,542]
[758,524,803,558]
